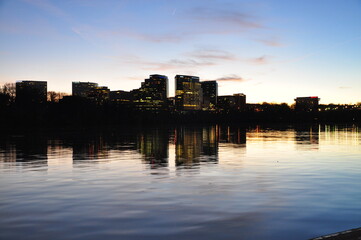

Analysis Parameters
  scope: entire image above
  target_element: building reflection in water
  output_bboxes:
[218,125,247,145]
[320,124,360,145]
[137,128,169,168]
[175,125,219,167]
[71,133,109,163]
[0,134,49,168]
[201,125,218,161]
[295,125,319,150]
[0,138,16,163]
[4,124,359,172]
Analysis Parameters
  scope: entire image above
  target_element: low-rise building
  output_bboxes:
[295,97,320,112]
[16,80,47,104]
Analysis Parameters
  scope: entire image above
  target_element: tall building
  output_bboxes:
[16,80,47,104]
[175,75,202,111]
[217,93,246,111]
[72,82,98,97]
[295,96,320,112]
[201,81,218,110]
[132,74,168,110]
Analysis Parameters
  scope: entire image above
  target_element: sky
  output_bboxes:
[0,0,360,104]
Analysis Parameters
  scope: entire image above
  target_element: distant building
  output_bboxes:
[132,74,168,110]
[72,82,98,98]
[16,80,47,104]
[109,90,132,104]
[217,93,246,111]
[88,86,110,104]
[72,82,109,104]
[233,93,246,110]
[295,96,320,112]
[201,81,218,110]
[175,75,202,111]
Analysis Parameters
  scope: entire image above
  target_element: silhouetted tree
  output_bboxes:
[0,83,16,104]
[47,91,68,102]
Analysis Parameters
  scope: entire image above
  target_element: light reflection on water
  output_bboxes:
[0,124,360,240]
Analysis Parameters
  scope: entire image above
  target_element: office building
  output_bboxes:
[16,80,47,104]
[201,81,218,110]
[88,86,110,104]
[72,82,110,104]
[233,93,246,110]
[132,74,168,110]
[175,75,202,111]
[72,82,98,98]
[295,96,320,112]
[217,93,246,111]
[109,90,132,104]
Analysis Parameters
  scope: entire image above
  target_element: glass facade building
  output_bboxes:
[201,81,218,110]
[132,74,168,110]
[175,75,202,111]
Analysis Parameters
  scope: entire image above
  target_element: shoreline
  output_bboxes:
[310,227,361,240]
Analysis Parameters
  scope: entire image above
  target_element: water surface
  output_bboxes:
[0,124,360,240]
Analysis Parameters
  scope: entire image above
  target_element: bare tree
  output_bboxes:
[47,91,69,102]
[0,83,16,102]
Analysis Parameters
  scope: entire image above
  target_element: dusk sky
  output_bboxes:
[0,0,360,104]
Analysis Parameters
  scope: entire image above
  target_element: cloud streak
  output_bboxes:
[186,48,273,66]
[188,7,263,31]
[256,39,283,47]
[108,5,266,44]
[215,74,246,82]
[122,55,216,71]
[246,55,272,65]
[186,48,237,61]
[141,59,216,71]
[22,0,69,20]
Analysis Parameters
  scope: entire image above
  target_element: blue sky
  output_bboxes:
[0,0,360,104]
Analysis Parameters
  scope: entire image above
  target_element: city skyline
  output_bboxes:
[0,0,360,104]
[5,71,360,105]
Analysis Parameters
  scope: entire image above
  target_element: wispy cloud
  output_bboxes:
[339,86,350,89]
[246,55,272,65]
[118,54,216,71]
[109,5,266,44]
[22,0,69,20]
[186,48,237,61]
[215,74,246,82]
[125,76,144,81]
[186,47,274,66]
[122,30,184,43]
[256,38,283,47]
[188,7,263,31]
[141,59,216,71]
[112,49,271,74]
